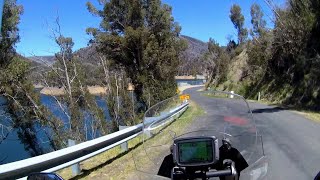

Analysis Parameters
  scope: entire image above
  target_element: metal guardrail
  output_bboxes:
[0,101,189,180]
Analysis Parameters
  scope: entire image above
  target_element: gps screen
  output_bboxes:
[178,139,213,165]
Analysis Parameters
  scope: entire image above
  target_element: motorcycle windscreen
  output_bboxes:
[132,90,267,179]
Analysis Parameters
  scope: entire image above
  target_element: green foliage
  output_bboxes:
[230,4,248,44]
[250,3,266,38]
[230,5,244,30]
[104,71,136,129]
[44,35,108,141]
[259,0,320,107]
[55,36,74,61]
[87,0,185,107]
[0,1,67,152]
[1,57,29,83]
[204,38,230,88]
[226,40,237,54]
[247,25,272,83]
[0,0,23,66]
[227,0,320,108]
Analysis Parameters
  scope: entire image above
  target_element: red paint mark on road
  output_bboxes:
[224,116,248,126]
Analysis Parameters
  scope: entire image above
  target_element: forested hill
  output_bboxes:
[27,56,56,66]
[178,35,208,75]
[74,35,209,72]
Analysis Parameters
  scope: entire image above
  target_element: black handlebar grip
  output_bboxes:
[206,169,232,178]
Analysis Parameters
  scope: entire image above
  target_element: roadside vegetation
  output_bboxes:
[203,0,320,115]
[2,0,320,169]
[0,0,62,155]
[294,110,320,123]
[56,101,204,179]
[0,0,187,155]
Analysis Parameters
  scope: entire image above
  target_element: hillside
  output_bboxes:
[74,45,100,65]
[72,35,209,70]
[27,56,56,66]
[17,55,49,84]
[179,35,208,75]
[24,35,209,83]
[216,49,249,93]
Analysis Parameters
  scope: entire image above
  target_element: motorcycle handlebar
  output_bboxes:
[206,169,232,178]
[172,167,234,179]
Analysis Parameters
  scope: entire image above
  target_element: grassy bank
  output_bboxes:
[40,86,107,95]
[57,100,204,179]
[293,110,320,123]
[248,99,320,123]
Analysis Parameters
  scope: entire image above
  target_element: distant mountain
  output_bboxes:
[27,56,56,66]
[74,45,100,65]
[16,55,49,84]
[181,35,208,56]
[24,35,209,82]
[179,35,208,75]
[72,35,209,70]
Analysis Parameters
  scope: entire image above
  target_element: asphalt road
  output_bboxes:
[184,87,320,180]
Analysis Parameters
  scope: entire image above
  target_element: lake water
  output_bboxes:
[0,80,198,165]
[0,94,111,165]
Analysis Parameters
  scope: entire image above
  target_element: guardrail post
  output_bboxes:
[230,91,234,98]
[68,139,81,176]
[144,129,152,139]
[119,126,129,152]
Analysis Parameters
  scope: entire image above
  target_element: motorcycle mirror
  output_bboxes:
[27,172,63,180]
[315,171,320,180]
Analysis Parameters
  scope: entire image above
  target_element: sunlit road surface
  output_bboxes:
[184,87,320,180]
[178,84,204,93]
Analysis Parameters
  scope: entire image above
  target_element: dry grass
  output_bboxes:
[248,99,320,123]
[56,101,204,180]
[87,86,107,95]
[40,87,65,96]
[293,110,320,123]
[40,86,107,96]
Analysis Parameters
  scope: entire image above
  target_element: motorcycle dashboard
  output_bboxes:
[173,136,219,167]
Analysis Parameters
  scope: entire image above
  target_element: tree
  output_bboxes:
[42,31,108,141]
[0,0,22,66]
[250,3,267,38]
[245,0,320,106]
[230,4,248,44]
[246,3,270,81]
[269,0,314,77]
[0,1,66,153]
[204,38,230,89]
[226,40,237,53]
[86,0,185,108]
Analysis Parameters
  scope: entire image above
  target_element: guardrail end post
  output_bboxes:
[144,129,152,139]
[119,126,129,152]
[68,139,81,176]
[230,91,234,98]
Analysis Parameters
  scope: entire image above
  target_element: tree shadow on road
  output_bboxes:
[251,107,286,114]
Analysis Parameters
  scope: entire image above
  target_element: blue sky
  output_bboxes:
[15,0,285,56]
